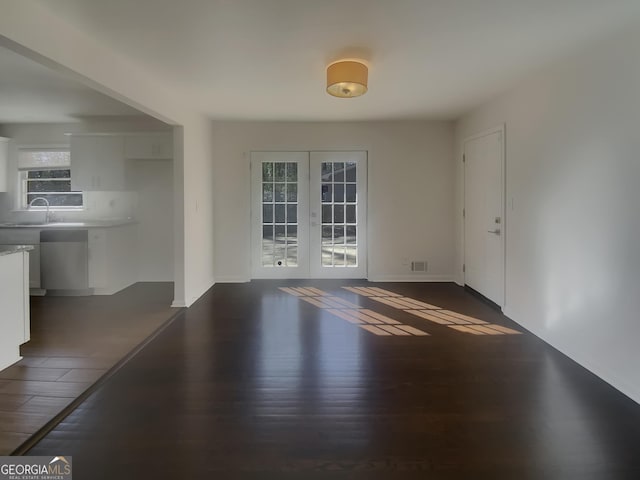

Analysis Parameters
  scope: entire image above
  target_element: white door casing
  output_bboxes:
[463,127,505,307]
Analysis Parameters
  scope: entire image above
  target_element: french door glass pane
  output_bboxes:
[321,184,332,202]
[287,184,297,201]
[345,162,357,182]
[262,183,273,201]
[262,163,273,182]
[320,161,358,267]
[274,163,286,181]
[262,160,299,267]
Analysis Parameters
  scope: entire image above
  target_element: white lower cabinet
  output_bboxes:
[0,250,30,370]
[88,229,108,290]
[88,225,137,295]
[0,229,41,289]
[28,244,40,289]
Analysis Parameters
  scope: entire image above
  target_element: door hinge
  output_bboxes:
[462,264,466,273]
[462,154,466,163]
[462,208,465,218]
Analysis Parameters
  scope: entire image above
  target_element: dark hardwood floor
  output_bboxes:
[26,281,640,479]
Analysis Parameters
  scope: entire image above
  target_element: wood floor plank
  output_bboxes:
[37,357,115,370]
[0,380,92,398]
[0,411,52,434]
[393,296,442,310]
[326,309,365,324]
[359,324,392,336]
[448,325,485,335]
[465,324,505,335]
[305,287,329,296]
[358,309,402,325]
[367,287,403,297]
[394,325,430,336]
[16,396,75,415]
[376,324,412,336]
[438,309,488,324]
[0,366,71,382]
[57,369,108,384]
[484,324,522,335]
[342,286,376,296]
[15,357,49,367]
[0,393,32,412]
[370,296,415,309]
[0,432,30,456]
[279,287,303,296]
[324,296,361,309]
[300,297,329,308]
[407,310,453,324]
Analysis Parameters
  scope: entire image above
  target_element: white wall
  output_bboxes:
[454,23,640,403]
[1,1,216,306]
[212,121,455,282]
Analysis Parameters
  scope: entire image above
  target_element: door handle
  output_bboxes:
[488,229,501,235]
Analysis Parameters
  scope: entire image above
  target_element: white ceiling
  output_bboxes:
[0,47,144,123]
[20,1,640,121]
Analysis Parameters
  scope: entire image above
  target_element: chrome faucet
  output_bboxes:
[28,197,51,224]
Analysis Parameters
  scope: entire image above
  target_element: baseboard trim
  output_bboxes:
[367,274,455,283]
[215,276,250,283]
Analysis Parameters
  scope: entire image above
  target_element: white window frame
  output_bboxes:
[17,147,84,211]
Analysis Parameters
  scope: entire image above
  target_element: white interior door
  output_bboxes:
[251,151,367,279]
[464,128,505,306]
[310,152,367,278]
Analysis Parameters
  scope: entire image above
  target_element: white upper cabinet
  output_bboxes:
[70,135,126,191]
[0,137,9,192]
[124,134,172,160]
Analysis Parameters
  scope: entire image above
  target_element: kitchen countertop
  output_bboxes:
[0,219,137,229]
[0,245,35,256]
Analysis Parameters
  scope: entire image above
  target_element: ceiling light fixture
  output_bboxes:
[326,60,368,98]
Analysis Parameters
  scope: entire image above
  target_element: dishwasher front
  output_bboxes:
[40,229,92,295]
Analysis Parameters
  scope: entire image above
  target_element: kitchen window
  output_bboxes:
[18,148,83,209]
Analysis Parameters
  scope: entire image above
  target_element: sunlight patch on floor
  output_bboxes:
[279,287,429,337]
[342,287,521,336]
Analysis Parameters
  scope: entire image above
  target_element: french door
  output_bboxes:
[251,151,367,279]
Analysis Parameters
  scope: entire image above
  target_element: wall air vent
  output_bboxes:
[411,261,427,272]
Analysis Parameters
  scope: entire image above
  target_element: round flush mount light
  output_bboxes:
[326,60,368,98]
